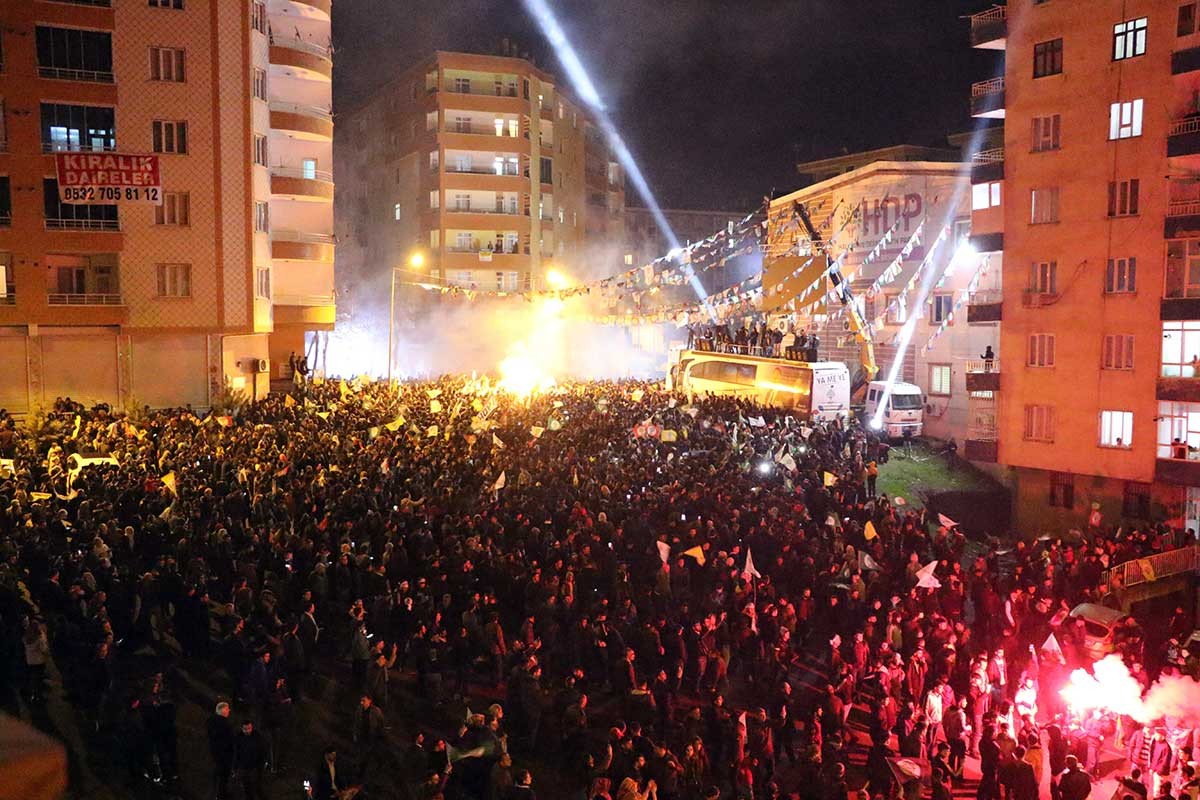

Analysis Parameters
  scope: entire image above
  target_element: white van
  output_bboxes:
[863,380,924,438]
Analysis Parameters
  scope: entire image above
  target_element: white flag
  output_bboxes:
[743,548,762,580]
[748,415,766,427]
[492,433,505,449]
[859,551,881,571]
[915,560,941,588]
[656,541,671,564]
[937,513,958,529]
[492,471,506,493]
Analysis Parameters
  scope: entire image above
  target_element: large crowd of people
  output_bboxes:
[0,377,1197,800]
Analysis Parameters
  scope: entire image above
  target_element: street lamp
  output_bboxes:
[387,251,425,381]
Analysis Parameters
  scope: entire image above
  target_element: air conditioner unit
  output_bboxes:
[255,358,270,374]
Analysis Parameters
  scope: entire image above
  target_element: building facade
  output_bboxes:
[966,0,1200,533]
[769,159,999,446]
[334,50,625,303]
[0,0,333,412]
[623,205,745,294]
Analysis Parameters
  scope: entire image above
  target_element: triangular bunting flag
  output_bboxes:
[682,546,706,566]
[864,520,878,541]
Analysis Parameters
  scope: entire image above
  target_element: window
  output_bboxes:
[1114,18,1148,59]
[429,190,440,210]
[1031,114,1061,152]
[301,158,317,180]
[1109,99,1144,139]
[972,181,1001,210]
[1025,405,1057,442]
[496,271,519,291]
[252,68,266,100]
[453,193,470,211]
[40,103,116,152]
[149,47,185,82]
[430,151,440,171]
[43,178,118,227]
[253,134,267,166]
[1181,3,1198,37]
[254,201,269,232]
[540,157,553,184]
[155,191,189,225]
[1030,260,1057,294]
[1106,257,1136,293]
[1031,187,1060,224]
[149,0,185,7]
[930,294,954,324]
[1103,334,1135,370]
[251,2,267,34]
[454,77,471,93]
[1033,38,1063,78]
[1100,410,1134,448]
[1162,321,1200,376]
[1123,482,1151,519]
[152,120,187,154]
[1158,400,1200,457]
[1167,239,1200,298]
[1108,179,1140,217]
[451,270,473,287]
[929,364,952,396]
[393,202,401,221]
[36,26,114,82]
[885,294,907,325]
[0,178,10,226]
[156,263,191,297]
[1049,471,1074,508]
[255,267,270,299]
[455,232,473,251]
[1028,333,1056,367]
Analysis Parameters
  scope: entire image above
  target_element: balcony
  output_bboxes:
[1173,45,1200,75]
[971,147,1004,184]
[45,217,119,232]
[1169,117,1200,163]
[963,359,1000,392]
[271,230,334,262]
[286,0,331,18]
[37,66,114,84]
[446,166,520,176]
[1165,198,1200,239]
[268,40,332,81]
[1021,290,1058,308]
[445,205,524,217]
[444,83,520,99]
[273,294,335,328]
[969,232,1003,253]
[1158,375,1200,402]
[1156,457,1200,486]
[443,123,524,139]
[970,5,1006,49]
[967,290,1002,323]
[269,166,334,202]
[970,77,1005,119]
[269,101,333,141]
[48,293,122,305]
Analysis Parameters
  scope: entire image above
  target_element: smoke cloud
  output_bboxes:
[1062,655,1200,725]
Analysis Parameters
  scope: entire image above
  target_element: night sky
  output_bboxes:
[333,0,1001,212]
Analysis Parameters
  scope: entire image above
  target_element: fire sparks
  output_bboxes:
[497,298,564,399]
[1060,655,1147,720]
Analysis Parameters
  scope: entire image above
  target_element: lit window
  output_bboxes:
[928,364,952,396]
[1161,321,1200,377]
[885,293,907,326]
[1031,187,1060,224]
[393,203,401,221]
[929,294,954,324]
[1102,334,1134,370]
[1031,114,1061,152]
[429,191,440,209]
[1107,179,1140,217]
[1100,410,1134,448]
[1024,405,1056,442]
[1109,99,1144,139]
[972,182,1002,210]
[255,268,270,299]
[1113,18,1148,60]
[250,2,266,34]
[253,134,267,166]
[1166,239,1200,298]
[1105,257,1136,293]
[156,262,191,297]
[1158,400,1200,457]
[1028,333,1055,367]
[624,253,633,265]
[253,68,266,100]
[254,201,269,232]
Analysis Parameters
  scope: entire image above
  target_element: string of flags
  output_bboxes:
[921,255,993,353]
[867,223,952,334]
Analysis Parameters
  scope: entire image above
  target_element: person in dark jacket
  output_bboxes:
[1059,755,1093,800]
[234,719,269,800]
[207,702,236,800]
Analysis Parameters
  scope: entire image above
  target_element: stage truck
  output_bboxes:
[667,347,850,422]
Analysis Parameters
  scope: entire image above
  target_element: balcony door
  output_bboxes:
[57,266,86,294]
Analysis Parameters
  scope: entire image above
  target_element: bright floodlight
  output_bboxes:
[869,418,883,431]
[545,268,569,289]
[757,461,773,475]
[409,251,425,269]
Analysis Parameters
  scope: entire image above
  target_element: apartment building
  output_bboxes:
[768,158,997,446]
[334,50,625,301]
[623,205,745,295]
[965,0,1200,532]
[0,0,334,412]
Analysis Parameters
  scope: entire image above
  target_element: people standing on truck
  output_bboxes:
[781,328,796,361]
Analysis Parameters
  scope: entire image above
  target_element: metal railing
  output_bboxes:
[270,38,331,61]
[446,166,520,176]
[445,84,520,98]
[446,245,522,255]
[268,101,332,121]
[1168,199,1200,217]
[38,66,115,83]
[42,141,117,154]
[445,124,522,138]
[973,146,1005,163]
[966,424,999,441]
[271,230,335,244]
[971,76,1005,97]
[963,358,1000,373]
[446,206,522,216]
[48,293,122,305]
[272,293,335,306]
[1102,544,1200,588]
[1171,117,1200,137]
[970,5,1006,26]
[45,218,120,231]
[969,289,1003,305]
[269,166,333,182]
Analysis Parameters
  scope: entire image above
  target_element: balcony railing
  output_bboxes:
[1168,199,1200,217]
[970,5,1006,26]
[269,38,331,60]
[1102,544,1200,588]
[446,206,523,216]
[966,424,999,441]
[446,166,521,176]
[45,217,119,231]
[48,293,122,305]
[273,293,335,306]
[963,359,999,373]
[271,230,336,245]
[42,141,117,154]
[269,166,333,182]
[973,146,1005,164]
[969,289,1002,305]
[444,124,523,138]
[268,101,332,121]
[38,66,115,83]
[971,76,1005,97]
[445,84,520,98]
[446,245,523,255]
[1171,117,1200,137]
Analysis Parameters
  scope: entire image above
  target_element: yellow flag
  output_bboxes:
[71,415,82,439]
[284,394,296,408]
[661,429,678,443]
[472,398,484,413]
[530,426,545,438]
[864,520,878,541]
[339,380,350,399]
[161,471,177,495]
[426,425,439,438]
[384,416,405,432]
[631,389,645,403]
[316,411,330,421]
[823,471,837,487]
[682,546,706,566]
[31,492,52,501]
[430,399,443,414]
